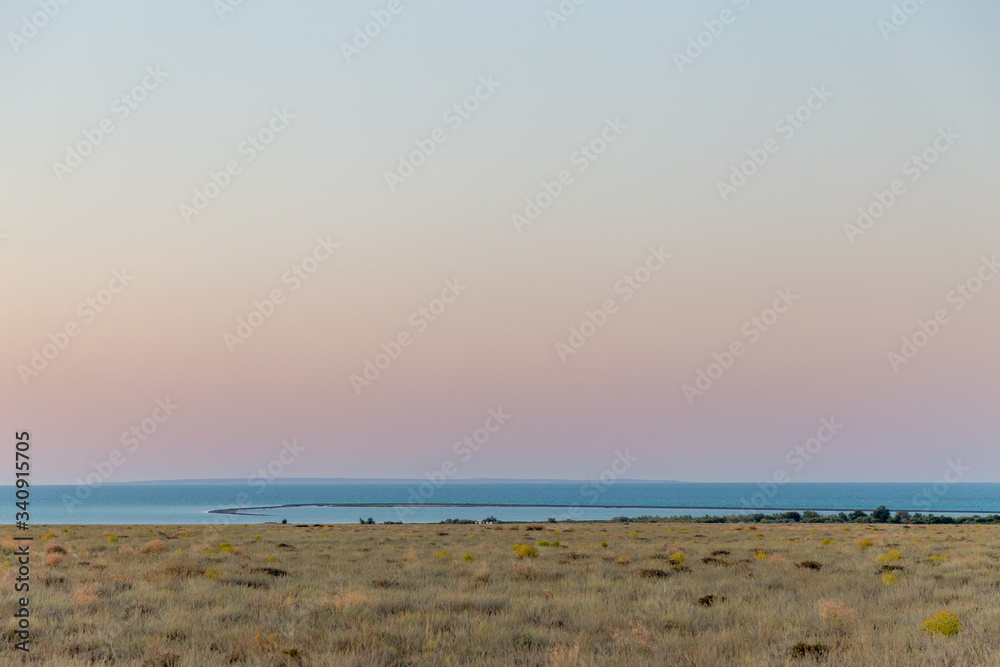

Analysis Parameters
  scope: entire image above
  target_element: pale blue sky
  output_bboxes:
[2,1,998,484]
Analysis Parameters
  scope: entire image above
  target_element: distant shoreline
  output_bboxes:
[207,502,1000,517]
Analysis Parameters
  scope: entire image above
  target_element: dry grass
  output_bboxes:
[139,539,167,554]
[818,599,858,624]
[0,522,998,665]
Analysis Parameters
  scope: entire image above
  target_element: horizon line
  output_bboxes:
[18,478,995,486]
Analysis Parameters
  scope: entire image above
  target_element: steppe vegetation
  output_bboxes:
[2,521,998,665]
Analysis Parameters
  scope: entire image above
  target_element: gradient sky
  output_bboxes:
[2,1,998,484]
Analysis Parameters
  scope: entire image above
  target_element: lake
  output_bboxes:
[7,482,1000,524]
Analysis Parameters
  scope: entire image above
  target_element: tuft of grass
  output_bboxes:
[818,599,857,623]
[204,567,222,580]
[858,539,874,547]
[698,594,726,606]
[821,539,835,546]
[141,540,167,554]
[881,573,898,586]
[929,554,949,565]
[639,568,669,579]
[73,585,98,606]
[876,549,903,564]
[512,563,541,580]
[790,643,828,659]
[107,536,119,543]
[512,544,539,559]
[434,550,452,559]
[669,552,686,564]
[333,590,370,611]
[754,551,768,560]
[462,553,475,562]
[599,541,608,548]
[920,611,962,636]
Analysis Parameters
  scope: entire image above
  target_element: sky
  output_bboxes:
[1,1,998,485]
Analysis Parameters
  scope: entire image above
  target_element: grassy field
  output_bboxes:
[2,521,998,665]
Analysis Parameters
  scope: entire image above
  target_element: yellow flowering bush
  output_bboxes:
[876,549,902,564]
[920,611,961,636]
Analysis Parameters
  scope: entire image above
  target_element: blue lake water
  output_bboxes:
[5,482,1000,525]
